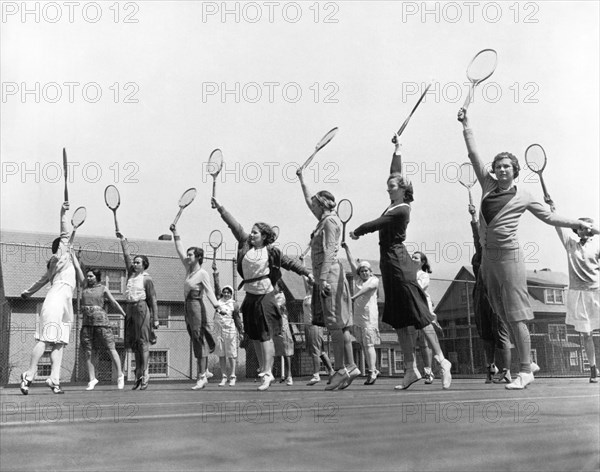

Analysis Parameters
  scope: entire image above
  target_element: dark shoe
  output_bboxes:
[364,369,379,385]
[590,367,599,383]
[338,367,361,390]
[132,377,143,390]
[20,373,32,395]
[46,378,64,394]
[140,377,149,390]
[492,369,512,384]
[325,369,350,391]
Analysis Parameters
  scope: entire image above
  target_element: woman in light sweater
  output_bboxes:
[457,107,593,389]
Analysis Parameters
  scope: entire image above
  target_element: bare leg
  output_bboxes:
[108,348,123,377]
[219,356,227,377]
[583,332,597,371]
[252,340,264,373]
[320,352,333,373]
[24,341,48,380]
[510,321,531,371]
[228,357,237,378]
[85,351,96,381]
[366,345,377,372]
[397,327,417,370]
[261,339,274,374]
[49,344,64,385]
[420,324,446,360]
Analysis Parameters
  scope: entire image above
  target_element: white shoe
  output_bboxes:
[307,375,320,386]
[285,377,293,386]
[506,372,534,390]
[258,372,274,391]
[86,378,99,391]
[530,362,540,374]
[218,376,228,387]
[205,371,214,379]
[192,376,208,390]
[228,376,237,386]
[395,369,421,390]
[439,359,452,390]
[117,375,125,390]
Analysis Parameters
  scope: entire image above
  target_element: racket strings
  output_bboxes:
[525,145,547,173]
[316,127,338,150]
[179,188,197,206]
[467,49,497,82]
[458,163,477,188]
[72,207,87,227]
[337,200,353,223]
[105,186,120,209]
[209,230,223,249]
[208,150,224,176]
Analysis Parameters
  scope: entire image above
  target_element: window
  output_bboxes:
[392,350,404,374]
[545,289,565,305]
[569,351,579,367]
[548,324,567,342]
[148,350,168,376]
[105,269,126,294]
[36,351,52,378]
[530,349,538,365]
[157,305,169,328]
[380,349,389,369]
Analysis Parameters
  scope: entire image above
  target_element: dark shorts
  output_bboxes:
[241,291,277,342]
[80,326,116,353]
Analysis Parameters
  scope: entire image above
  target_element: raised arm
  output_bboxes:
[169,224,189,268]
[71,247,85,284]
[21,270,50,298]
[212,267,221,298]
[390,134,402,174]
[457,108,487,186]
[104,286,127,318]
[528,200,596,232]
[59,201,69,243]
[295,168,320,220]
[116,232,132,273]
[341,241,359,274]
[211,197,249,243]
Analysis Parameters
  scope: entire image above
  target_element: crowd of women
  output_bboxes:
[19,107,599,395]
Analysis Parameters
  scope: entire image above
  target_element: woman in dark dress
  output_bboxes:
[350,135,452,390]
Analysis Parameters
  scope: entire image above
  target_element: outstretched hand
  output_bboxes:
[349,231,359,241]
[211,197,220,209]
[116,231,124,240]
[468,204,476,216]
[169,224,176,233]
[457,108,469,126]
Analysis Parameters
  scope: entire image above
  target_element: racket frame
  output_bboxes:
[208,149,224,200]
[172,188,197,226]
[337,199,353,244]
[525,143,551,201]
[62,148,69,201]
[395,82,432,138]
[104,185,121,233]
[299,127,339,172]
[462,48,498,110]
[458,162,477,206]
[208,229,223,264]
[68,206,86,244]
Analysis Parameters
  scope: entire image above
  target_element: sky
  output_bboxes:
[1,1,599,281]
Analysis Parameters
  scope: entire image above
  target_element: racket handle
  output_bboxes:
[462,85,474,110]
[64,183,69,202]
[68,229,76,245]
[468,189,474,207]
[212,178,217,200]
[113,212,121,233]
[539,175,551,203]
[173,208,184,226]
[300,150,318,172]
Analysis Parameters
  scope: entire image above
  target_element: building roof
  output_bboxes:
[1,229,237,301]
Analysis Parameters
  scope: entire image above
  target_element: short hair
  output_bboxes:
[86,268,102,283]
[134,255,150,270]
[573,217,595,234]
[187,247,204,265]
[387,173,414,203]
[314,190,336,210]
[491,152,520,178]
[51,237,61,254]
[414,251,432,273]
[251,222,276,246]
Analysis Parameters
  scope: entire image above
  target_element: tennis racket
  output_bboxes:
[299,243,311,260]
[208,149,223,200]
[62,148,69,201]
[337,199,353,244]
[272,225,280,242]
[68,206,86,244]
[458,162,477,206]
[104,185,121,233]
[299,127,339,172]
[393,82,432,142]
[525,144,550,202]
[209,229,223,265]
[462,49,498,110]
[172,188,197,226]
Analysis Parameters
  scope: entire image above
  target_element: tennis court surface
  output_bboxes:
[1,377,598,471]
